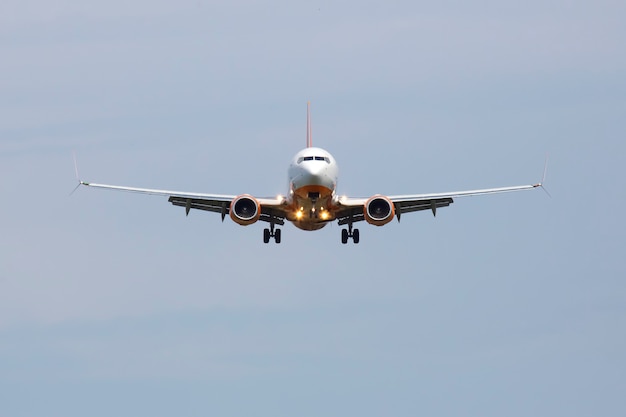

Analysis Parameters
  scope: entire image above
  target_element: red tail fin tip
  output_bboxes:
[306,101,312,148]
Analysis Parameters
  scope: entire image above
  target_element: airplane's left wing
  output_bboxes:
[390,183,540,217]
[79,181,287,223]
[335,182,541,224]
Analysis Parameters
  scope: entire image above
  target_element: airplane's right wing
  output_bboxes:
[79,180,288,224]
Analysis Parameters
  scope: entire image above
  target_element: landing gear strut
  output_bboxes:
[263,223,281,244]
[341,222,359,244]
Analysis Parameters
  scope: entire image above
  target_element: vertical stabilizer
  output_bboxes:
[306,101,312,148]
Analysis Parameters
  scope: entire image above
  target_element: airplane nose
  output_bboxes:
[308,164,325,176]
[293,163,332,189]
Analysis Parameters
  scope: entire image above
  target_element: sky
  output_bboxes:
[1,1,625,416]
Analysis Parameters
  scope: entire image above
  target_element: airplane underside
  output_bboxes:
[291,221,328,231]
[262,185,361,245]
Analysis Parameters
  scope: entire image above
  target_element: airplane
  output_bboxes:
[76,103,544,244]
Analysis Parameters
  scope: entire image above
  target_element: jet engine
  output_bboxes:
[364,195,395,226]
[230,195,261,225]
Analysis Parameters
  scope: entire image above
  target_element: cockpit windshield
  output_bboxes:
[297,156,330,164]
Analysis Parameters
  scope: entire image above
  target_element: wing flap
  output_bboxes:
[169,196,228,214]
[335,197,454,225]
[335,205,365,226]
[168,196,286,224]
[396,197,453,214]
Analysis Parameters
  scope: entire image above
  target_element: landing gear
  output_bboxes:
[341,223,359,244]
[263,223,281,244]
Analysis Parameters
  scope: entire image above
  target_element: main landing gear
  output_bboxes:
[263,223,281,244]
[341,223,359,244]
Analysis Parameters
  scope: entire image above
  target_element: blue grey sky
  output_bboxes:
[1,1,625,416]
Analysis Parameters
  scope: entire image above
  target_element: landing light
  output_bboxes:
[321,211,329,220]
[295,211,304,220]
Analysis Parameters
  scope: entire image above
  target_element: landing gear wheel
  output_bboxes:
[264,224,281,244]
[341,226,360,244]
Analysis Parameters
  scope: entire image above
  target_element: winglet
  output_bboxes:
[73,151,80,181]
[533,153,551,197]
[70,151,84,196]
[306,101,312,148]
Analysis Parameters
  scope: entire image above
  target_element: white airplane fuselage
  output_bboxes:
[286,146,339,230]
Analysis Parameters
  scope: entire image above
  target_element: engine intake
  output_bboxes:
[230,195,261,226]
[364,195,395,226]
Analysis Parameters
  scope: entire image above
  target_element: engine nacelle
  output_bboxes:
[364,195,395,226]
[230,195,261,226]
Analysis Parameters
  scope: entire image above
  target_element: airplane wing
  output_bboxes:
[334,182,541,224]
[79,181,286,223]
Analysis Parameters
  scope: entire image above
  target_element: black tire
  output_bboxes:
[263,228,270,243]
[341,229,348,244]
[353,228,360,244]
[275,228,282,244]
